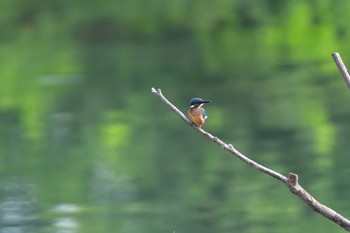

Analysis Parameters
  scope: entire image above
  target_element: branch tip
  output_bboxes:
[151,87,162,95]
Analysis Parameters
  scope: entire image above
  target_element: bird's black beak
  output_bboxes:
[202,100,211,104]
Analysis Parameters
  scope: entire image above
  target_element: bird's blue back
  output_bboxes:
[202,108,208,120]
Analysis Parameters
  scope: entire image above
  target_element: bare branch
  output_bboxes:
[151,87,350,232]
[332,52,350,89]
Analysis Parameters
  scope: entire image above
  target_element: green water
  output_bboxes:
[1,1,350,232]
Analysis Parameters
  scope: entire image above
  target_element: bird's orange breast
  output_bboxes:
[188,108,205,126]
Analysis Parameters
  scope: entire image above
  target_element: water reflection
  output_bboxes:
[52,217,78,233]
[38,75,84,86]
[0,183,37,233]
[51,204,80,233]
[2,1,350,232]
[52,204,81,214]
[89,163,136,204]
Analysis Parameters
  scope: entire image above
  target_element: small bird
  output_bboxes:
[187,97,211,127]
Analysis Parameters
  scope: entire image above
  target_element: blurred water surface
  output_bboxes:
[1,1,350,232]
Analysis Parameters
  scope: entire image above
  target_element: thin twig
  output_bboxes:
[332,52,350,89]
[151,87,350,232]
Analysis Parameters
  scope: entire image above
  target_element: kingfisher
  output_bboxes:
[187,97,211,127]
